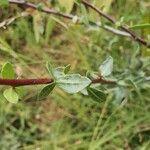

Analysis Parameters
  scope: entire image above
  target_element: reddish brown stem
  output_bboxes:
[0,77,116,87]
[91,77,116,84]
[0,78,54,87]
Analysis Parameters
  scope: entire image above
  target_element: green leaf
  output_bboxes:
[0,0,8,7]
[0,92,7,102]
[129,24,150,30]
[1,62,15,79]
[64,64,71,74]
[46,62,65,79]
[46,62,54,77]
[15,87,26,99]
[45,17,56,43]
[80,88,88,95]
[33,13,44,43]
[80,4,89,25]
[0,37,18,58]
[99,56,113,76]
[53,67,65,79]
[3,88,19,104]
[57,74,91,93]
[87,87,107,103]
[39,82,56,100]
[36,3,44,11]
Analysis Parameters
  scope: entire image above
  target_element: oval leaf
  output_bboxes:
[1,62,15,79]
[99,56,113,76]
[57,74,91,94]
[87,87,107,103]
[3,88,19,104]
[39,82,56,100]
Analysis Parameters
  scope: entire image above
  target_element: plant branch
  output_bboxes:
[0,12,28,29]
[0,78,54,86]
[81,0,150,48]
[0,77,116,87]
[8,0,149,44]
[9,0,74,20]
[91,77,116,84]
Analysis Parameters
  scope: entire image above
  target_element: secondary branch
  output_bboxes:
[8,0,150,47]
[81,0,150,48]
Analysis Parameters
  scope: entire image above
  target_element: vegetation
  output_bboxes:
[0,0,150,149]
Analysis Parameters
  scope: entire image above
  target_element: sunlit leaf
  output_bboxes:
[99,56,113,76]
[1,62,15,79]
[57,74,91,93]
[53,67,65,79]
[3,88,19,104]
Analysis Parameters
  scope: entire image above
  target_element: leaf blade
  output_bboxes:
[87,87,107,103]
[3,88,19,104]
[57,74,91,94]
[39,82,56,100]
[1,62,15,79]
[99,56,113,76]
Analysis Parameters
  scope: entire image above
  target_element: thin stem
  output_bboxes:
[0,77,116,87]
[0,78,53,87]
[9,0,74,20]
[91,77,116,84]
[81,0,150,48]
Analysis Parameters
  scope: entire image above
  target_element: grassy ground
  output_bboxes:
[0,0,150,150]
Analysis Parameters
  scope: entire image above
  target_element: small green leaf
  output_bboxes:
[36,3,43,11]
[1,62,15,79]
[0,0,8,7]
[64,64,71,74]
[46,62,54,77]
[87,87,107,103]
[57,74,91,93]
[33,13,44,43]
[80,88,88,95]
[129,24,150,30]
[0,92,7,102]
[39,82,56,100]
[99,56,113,76]
[3,88,19,104]
[53,67,65,79]
[86,71,98,80]
[15,87,26,99]
[46,62,65,79]
[80,4,89,25]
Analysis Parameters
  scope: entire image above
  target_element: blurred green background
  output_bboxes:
[0,0,150,149]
